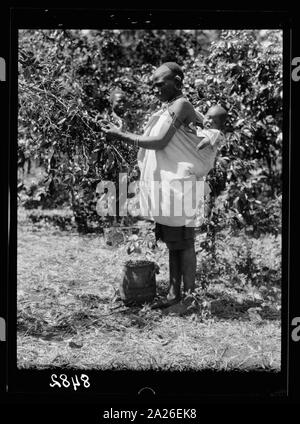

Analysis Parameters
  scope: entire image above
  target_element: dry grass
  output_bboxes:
[17,207,281,371]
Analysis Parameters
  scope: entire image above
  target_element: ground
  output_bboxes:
[17,207,281,371]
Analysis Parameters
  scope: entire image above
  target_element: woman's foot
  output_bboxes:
[150,296,180,309]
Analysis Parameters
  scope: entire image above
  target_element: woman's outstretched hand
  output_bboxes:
[101,121,121,141]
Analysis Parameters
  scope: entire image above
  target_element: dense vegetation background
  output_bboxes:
[18,29,282,237]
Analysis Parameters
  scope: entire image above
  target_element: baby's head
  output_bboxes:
[109,88,127,115]
[203,105,227,130]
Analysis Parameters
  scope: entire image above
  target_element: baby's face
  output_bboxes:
[203,106,226,130]
[112,93,126,113]
[203,112,222,129]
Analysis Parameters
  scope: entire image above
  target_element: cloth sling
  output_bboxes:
[136,106,223,227]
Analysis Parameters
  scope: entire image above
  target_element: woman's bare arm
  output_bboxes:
[101,99,193,151]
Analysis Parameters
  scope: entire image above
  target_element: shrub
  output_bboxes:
[18,29,282,235]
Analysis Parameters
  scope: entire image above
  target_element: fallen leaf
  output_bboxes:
[69,341,83,348]
[40,332,63,342]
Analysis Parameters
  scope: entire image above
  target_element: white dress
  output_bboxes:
[136,108,224,227]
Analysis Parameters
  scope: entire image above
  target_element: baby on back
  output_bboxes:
[192,105,227,177]
[196,105,227,148]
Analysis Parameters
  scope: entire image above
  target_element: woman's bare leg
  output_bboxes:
[167,249,182,302]
[180,245,196,295]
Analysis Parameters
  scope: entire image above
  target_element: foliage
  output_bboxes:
[26,209,76,231]
[126,229,159,258]
[18,29,282,236]
[183,29,282,238]
[196,229,281,291]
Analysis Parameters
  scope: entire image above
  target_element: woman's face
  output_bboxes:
[151,67,178,102]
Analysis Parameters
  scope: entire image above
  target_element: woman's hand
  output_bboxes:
[101,121,121,141]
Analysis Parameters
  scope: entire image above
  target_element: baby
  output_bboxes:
[186,105,227,178]
[196,105,227,151]
[191,105,227,226]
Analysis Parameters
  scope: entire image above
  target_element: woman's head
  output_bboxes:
[151,62,184,102]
